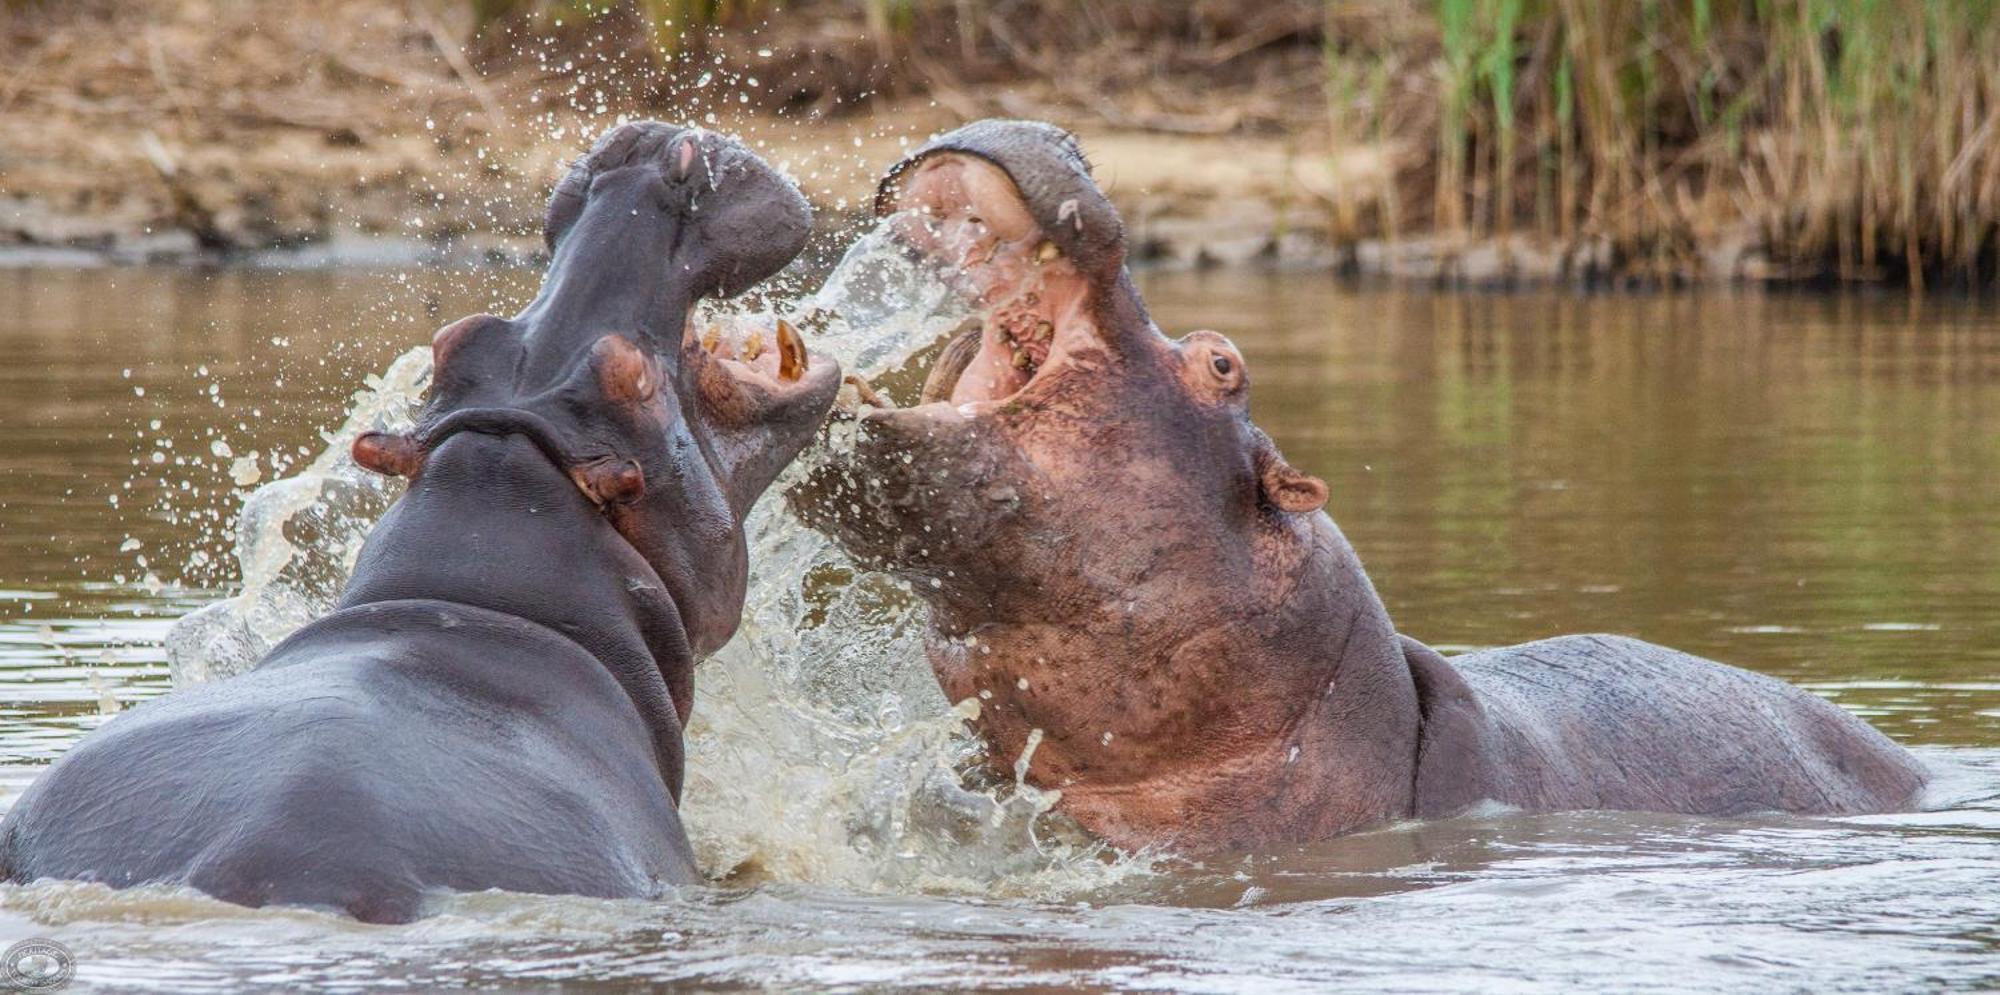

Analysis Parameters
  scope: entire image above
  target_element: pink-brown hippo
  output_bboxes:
[796,119,1928,853]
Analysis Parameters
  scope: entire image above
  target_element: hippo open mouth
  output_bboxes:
[848,120,1137,417]
[884,155,1094,406]
[793,120,1176,587]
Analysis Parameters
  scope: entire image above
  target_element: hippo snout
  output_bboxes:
[545,122,811,301]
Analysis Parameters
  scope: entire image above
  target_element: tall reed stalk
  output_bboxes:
[1325,0,2000,285]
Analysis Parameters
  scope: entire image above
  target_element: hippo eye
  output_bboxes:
[1210,354,1234,378]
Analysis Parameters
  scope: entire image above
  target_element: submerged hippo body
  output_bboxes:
[0,122,841,921]
[798,119,1926,852]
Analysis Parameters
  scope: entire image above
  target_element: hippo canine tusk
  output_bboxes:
[844,374,891,409]
[776,317,807,382]
[920,320,985,404]
[830,374,891,421]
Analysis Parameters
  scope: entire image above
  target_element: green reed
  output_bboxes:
[457,0,2000,285]
[1324,0,2000,285]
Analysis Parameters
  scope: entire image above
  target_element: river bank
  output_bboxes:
[0,101,1781,289]
[3,0,1992,287]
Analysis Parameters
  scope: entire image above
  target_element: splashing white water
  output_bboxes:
[163,354,429,682]
[164,219,1143,896]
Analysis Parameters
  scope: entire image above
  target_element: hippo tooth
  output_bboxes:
[701,325,723,354]
[844,374,891,409]
[775,318,806,382]
[920,321,982,405]
[1035,240,1060,263]
[739,330,765,361]
[1012,347,1031,370]
[1032,321,1054,341]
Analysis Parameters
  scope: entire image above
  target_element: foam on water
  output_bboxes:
[163,218,1143,896]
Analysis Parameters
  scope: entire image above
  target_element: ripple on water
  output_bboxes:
[3,749,1996,992]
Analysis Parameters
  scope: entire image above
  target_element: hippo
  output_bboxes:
[796,119,1929,853]
[0,122,841,921]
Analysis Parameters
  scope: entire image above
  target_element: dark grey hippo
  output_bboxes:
[0,122,841,921]
[797,119,1929,852]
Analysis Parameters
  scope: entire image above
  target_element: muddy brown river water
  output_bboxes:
[0,266,1996,992]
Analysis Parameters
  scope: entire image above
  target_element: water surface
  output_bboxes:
[0,268,1995,992]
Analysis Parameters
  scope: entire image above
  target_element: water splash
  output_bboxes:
[164,352,428,682]
[163,219,1144,896]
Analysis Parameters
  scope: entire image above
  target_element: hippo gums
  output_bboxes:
[0,122,841,921]
[796,119,1929,852]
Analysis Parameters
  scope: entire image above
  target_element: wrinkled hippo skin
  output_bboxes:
[798,119,1928,852]
[0,122,841,921]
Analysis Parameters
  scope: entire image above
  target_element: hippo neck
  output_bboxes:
[338,432,694,797]
[516,174,695,373]
[936,514,1423,850]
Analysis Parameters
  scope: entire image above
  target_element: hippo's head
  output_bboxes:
[804,120,1327,611]
[796,122,1341,828]
[350,122,841,688]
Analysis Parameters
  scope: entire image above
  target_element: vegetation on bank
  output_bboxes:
[1323,0,2000,287]
[464,0,2000,286]
[4,0,1998,286]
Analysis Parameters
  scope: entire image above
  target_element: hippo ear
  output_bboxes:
[1255,442,1328,515]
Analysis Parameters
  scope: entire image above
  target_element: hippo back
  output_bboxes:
[1412,634,1929,819]
[0,602,696,922]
